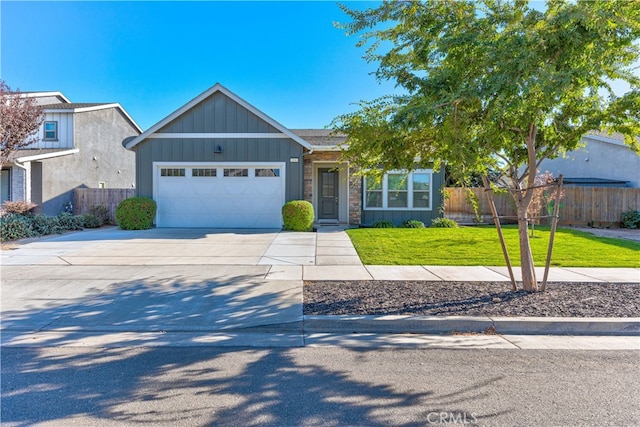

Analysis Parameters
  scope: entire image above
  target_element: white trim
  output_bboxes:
[16,148,79,162]
[149,132,290,139]
[44,103,142,134]
[309,145,341,152]
[124,83,312,151]
[363,169,433,211]
[20,91,71,103]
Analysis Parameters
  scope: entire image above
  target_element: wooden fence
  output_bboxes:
[444,186,640,227]
[74,188,135,224]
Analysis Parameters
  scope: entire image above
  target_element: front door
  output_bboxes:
[318,168,339,220]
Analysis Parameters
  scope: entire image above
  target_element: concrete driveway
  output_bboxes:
[1,227,320,348]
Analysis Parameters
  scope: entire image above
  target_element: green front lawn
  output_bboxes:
[346,226,640,267]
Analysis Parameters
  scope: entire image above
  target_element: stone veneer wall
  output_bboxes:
[303,151,362,225]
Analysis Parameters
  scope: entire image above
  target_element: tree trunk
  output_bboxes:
[518,205,538,292]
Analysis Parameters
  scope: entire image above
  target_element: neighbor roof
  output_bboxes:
[39,102,142,134]
[291,129,347,152]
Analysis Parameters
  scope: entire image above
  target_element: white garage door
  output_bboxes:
[156,163,285,228]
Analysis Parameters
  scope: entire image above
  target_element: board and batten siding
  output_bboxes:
[134,138,304,201]
[158,92,281,134]
[32,112,74,149]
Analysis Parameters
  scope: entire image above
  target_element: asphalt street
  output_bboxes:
[2,346,638,426]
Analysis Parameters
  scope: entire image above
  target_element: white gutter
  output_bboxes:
[16,148,79,162]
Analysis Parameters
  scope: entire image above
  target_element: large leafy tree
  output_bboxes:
[332,0,640,292]
[0,80,44,168]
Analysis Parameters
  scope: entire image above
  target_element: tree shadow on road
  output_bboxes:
[1,270,513,426]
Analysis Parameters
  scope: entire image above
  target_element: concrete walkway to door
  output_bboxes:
[1,226,362,269]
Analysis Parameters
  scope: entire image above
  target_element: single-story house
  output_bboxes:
[1,91,141,215]
[123,83,444,228]
[538,131,640,188]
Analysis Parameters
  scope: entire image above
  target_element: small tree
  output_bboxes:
[333,0,640,292]
[0,80,44,168]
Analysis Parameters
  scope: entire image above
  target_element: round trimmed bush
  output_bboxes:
[372,220,394,228]
[401,219,425,228]
[282,200,314,231]
[431,217,459,228]
[115,197,157,230]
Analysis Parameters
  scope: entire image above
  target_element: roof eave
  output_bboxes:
[16,148,80,162]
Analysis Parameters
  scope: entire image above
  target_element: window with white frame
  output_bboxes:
[364,170,432,210]
[44,121,58,140]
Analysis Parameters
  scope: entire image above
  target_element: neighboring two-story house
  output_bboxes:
[1,92,141,215]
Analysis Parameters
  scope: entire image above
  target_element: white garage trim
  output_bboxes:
[153,162,286,228]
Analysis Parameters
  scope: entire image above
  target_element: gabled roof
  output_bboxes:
[124,83,312,151]
[583,131,639,148]
[17,91,71,103]
[40,102,142,134]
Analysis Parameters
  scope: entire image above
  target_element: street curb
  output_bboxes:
[303,315,640,336]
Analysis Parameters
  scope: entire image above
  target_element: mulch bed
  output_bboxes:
[304,281,640,317]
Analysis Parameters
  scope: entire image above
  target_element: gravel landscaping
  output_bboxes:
[304,281,640,317]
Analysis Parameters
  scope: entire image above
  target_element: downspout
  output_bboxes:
[12,160,31,203]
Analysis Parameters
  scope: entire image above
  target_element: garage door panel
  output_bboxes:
[157,165,284,228]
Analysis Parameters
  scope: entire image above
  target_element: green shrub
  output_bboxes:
[372,220,394,228]
[282,200,315,231]
[2,200,37,215]
[621,209,640,229]
[88,204,110,225]
[115,197,157,230]
[401,219,425,228]
[82,214,103,228]
[28,213,63,236]
[57,212,85,231]
[431,217,459,228]
[0,213,34,242]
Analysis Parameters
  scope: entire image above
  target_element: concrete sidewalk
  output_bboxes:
[1,227,638,349]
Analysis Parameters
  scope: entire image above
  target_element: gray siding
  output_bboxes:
[135,138,304,201]
[360,169,446,227]
[134,90,306,202]
[158,92,280,134]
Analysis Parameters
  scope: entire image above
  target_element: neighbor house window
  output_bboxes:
[224,168,248,177]
[364,170,432,210]
[160,168,185,177]
[44,121,58,140]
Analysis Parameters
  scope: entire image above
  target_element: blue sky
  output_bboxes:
[1,1,634,132]
[1,1,395,130]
